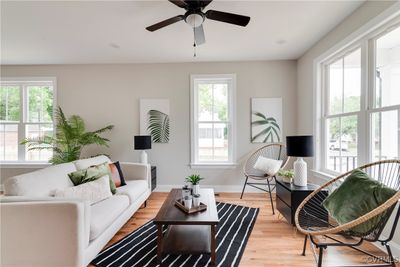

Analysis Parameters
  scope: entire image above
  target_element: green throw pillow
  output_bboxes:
[68,162,116,194]
[322,169,396,235]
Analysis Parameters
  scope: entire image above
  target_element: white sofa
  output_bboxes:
[0,155,151,267]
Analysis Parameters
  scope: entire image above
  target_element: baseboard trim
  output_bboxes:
[153,184,269,193]
[373,235,400,258]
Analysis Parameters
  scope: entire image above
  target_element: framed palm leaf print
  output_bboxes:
[140,98,170,143]
[251,98,283,143]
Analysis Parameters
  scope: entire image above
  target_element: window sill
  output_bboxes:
[310,169,336,182]
[0,162,51,169]
[190,163,237,169]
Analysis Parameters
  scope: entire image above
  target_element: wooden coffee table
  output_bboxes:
[154,188,219,265]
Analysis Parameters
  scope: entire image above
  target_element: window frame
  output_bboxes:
[320,45,365,175]
[190,74,236,168]
[0,77,57,166]
[314,10,400,178]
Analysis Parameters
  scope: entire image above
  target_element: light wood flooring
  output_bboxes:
[100,192,394,267]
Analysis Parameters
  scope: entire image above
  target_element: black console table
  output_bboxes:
[276,177,324,225]
[151,166,157,191]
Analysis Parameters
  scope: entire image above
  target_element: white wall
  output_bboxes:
[296,0,399,256]
[1,61,297,190]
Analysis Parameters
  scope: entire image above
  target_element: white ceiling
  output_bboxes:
[1,1,365,65]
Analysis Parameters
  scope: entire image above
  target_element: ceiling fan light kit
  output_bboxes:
[146,0,251,52]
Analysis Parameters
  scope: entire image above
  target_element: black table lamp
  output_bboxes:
[134,135,152,164]
[286,135,314,186]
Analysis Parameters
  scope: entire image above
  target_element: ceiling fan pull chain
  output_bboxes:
[193,27,197,57]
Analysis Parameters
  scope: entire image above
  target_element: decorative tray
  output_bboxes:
[175,198,207,214]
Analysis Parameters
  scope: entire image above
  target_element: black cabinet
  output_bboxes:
[276,177,323,225]
[151,166,157,191]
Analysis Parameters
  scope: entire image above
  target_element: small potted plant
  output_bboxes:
[186,174,204,195]
[277,169,294,183]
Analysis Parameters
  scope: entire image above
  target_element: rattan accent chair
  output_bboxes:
[241,143,289,214]
[295,160,400,267]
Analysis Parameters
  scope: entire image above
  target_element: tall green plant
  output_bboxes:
[21,107,114,164]
[251,112,281,142]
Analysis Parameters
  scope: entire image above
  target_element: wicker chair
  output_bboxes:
[241,143,289,214]
[295,160,400,267]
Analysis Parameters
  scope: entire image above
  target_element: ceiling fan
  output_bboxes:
[146,0,251,46]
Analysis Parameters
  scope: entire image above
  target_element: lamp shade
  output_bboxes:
[286,135,314,157]
[134,135,152,150]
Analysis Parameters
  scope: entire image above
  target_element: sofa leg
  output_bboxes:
[140,201,147,209]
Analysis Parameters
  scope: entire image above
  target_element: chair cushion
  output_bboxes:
[4,162,76,197]
[90,195,129,240]
[54,175,112,205]
[116,180,148,204]
[322,169,397,235]
[253,156,282,176]
[74,155,111,170]
[68,162,116,194]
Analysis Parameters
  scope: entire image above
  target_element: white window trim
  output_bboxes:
[0,77,57,167]
[190,74,237,168]
[312,3,400,179]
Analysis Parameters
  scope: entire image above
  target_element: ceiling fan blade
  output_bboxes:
[168,0,188,8]
[194,25,205,45]
[146,15,184,32]
[200,0,213,8]
[205,10,250,27]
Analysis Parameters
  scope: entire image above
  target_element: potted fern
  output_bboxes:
[21,106,114,164]
[186,174,204,195]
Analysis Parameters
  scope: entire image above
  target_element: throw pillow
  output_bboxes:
[322,169,397,235]
[54,175,112,205]
[109,161,126,187]
[68,162,116,194]
[253,156,283,176]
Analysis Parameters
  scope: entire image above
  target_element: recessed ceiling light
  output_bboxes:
[110,43,120,49]
[276,39,287,45]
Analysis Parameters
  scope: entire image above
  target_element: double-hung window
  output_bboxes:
[190,74,236,167]
[318,19,400,175]
[0,78,56,163]
[324,48,362,173]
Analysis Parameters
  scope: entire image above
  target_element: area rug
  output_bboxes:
[92,202,259,267]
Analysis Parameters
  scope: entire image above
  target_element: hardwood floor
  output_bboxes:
[101,192,393,267]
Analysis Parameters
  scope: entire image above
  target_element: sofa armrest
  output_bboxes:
[1,199,90,267]
[120,162,151,186]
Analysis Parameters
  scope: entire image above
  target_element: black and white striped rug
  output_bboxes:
[92,202,259,267]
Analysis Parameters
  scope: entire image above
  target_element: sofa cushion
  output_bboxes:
[109,161,126,187]
[116,180,148,204]
[4,162,76,197]
[74,155,111,170]
[90,195,129,241]
[68,162,116,194]
[54,175,112,205]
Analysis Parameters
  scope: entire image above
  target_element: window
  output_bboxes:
[0,78,56,163]
[318,20,400,175]
[325,48,361,173]
[190,74,236,167]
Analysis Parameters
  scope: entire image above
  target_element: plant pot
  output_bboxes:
[192,184,200,195]
[282,176,292,183]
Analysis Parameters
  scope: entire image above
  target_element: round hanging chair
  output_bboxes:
[295,159,400,266]
[241,143,289,214]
